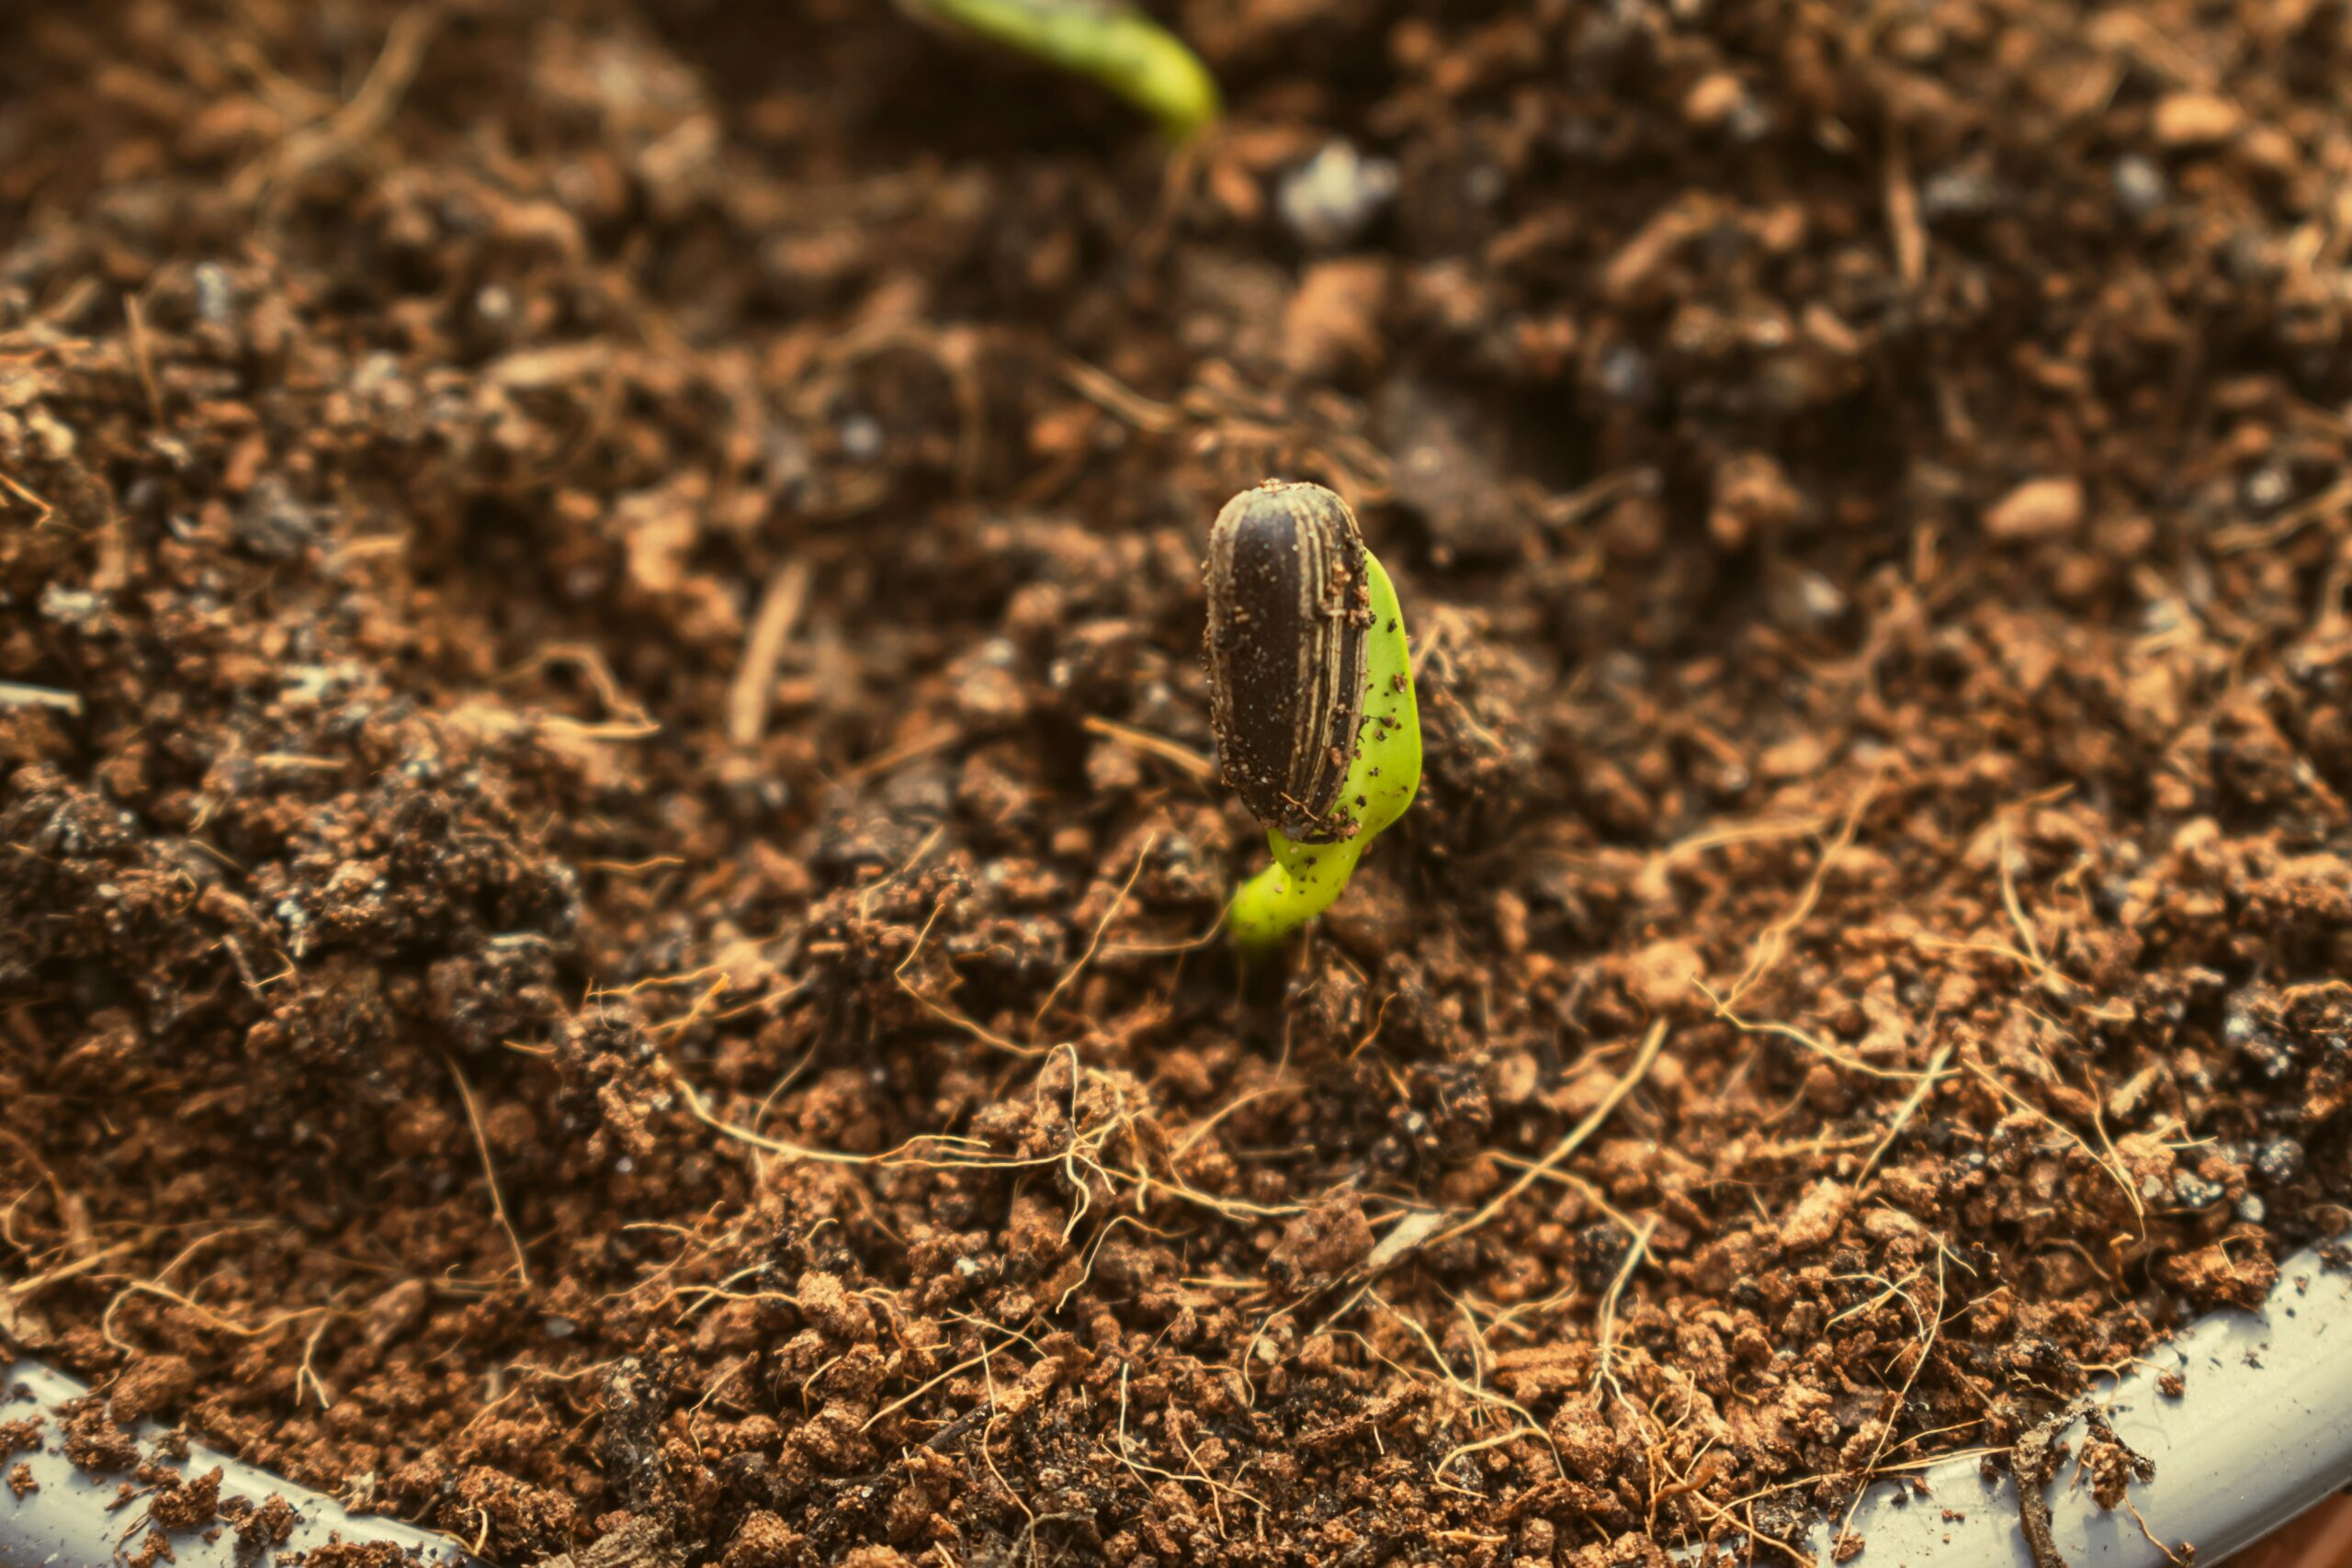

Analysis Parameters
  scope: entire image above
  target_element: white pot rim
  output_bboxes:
[6,1245,2348,1566]
[0,1353,479,1567]
[1683,1242,2352,1564]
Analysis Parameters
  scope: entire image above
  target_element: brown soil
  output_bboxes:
[4,1,2350,1565]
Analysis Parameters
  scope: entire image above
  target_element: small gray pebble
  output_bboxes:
[2171,1169,2224,1208]
[2113,154,2167,221]
[839,412,884,462]
[1279,141,1398,249]
[192,262,237,328]
[2255,1137,2305,1184]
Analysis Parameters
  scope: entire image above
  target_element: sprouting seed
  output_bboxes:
[897,0,1220,141]
[1204,480,1421,947]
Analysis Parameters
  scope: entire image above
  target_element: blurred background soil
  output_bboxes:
[3,1,2350,1564]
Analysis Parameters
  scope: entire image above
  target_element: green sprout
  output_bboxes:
[1203,481,1422,949]
[899,0,1221,141]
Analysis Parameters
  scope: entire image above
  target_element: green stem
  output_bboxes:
[1229,830,1364,951]
[1225,547,1419,950]
[904,0,1220,140]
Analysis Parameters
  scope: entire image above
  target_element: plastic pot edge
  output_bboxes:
[0,1354,485,1568]
[1681,1241,2352,1564]
[7,1243,2348,1566]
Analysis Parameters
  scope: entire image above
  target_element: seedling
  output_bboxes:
[1204,480,1421,948]
[898,0,1221,141]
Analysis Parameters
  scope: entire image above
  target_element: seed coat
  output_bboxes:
[1204,480,1374,842]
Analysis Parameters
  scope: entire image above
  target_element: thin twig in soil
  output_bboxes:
[664,1281,805,1324]
[1433,1427,1554,1491]
[122,296,164,424]
[1057,355,1184,433]
[971,1343,1040,1552]
[596,964,735,1000]
[1530,467,1658,531]
[891,897,1050,1058]
[450,1357,622,1449]
[1031,832,1156,1032]
[2124,1498,2189,1566]
[1834,1249,1949,1540]
[0,682,83,715]
[91,1222,271,1321]
[500,641,657,734]
[860,822,946,919]
[1644,809,1827,876]
[0,1125,83,1251]
[1110,1388,1266,1528]
[1471,1274,1585,1344]
[1369,1292,1560,1479]
[1482,1155,1646,1238]
[2075,1055,2143,1229]
[1858,1041,1955,1186]
[728,558,811,748]
[1997,820,2045,968]
[1884,115,1927,288]
[1963,1060,2144,1227]
[743,1043,822,1183]
[102,1280,341,1350]
[0,469,56,526]
[647,973,730,1039]
[1697,980,1929,1082]
[1057,1212,1185,1313]
[678,1058,1161,1251]
[1682,1495,1812,1568]
[1909,931,2125,1018]
[1098,889,1235,959]
[1171,1414,1263,1532]
[1824,1269,1928,1335]
[0,1187,44,1253]
[1721,765,1886,1012]
[577,855,689,877]
[1716,1442,2009,1519]
[2211,472,2352,554]
[838,722,960,785]
[1080,714,1216,780]
[688,1355,750,1417]
[1056,1042,1102,1234]
[296,1316,337,1411]
[1171,1083,1290,1158]
[5,1235,144,1302]
[231,2,445,210]
[1111,1364,1151,1493]
[1430,1020,1668,1252]
[445,1055,533,1290]
[675,1075,1029,1168]
[1590,1215,1658,1400]
[861,1334,1019,1435]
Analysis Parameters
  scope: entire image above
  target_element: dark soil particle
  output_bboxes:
[5,0,2352,1565]
[236,1493,301,1557]
[148,1464,224,1531]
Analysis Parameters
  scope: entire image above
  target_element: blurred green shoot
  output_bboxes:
[899,0,1220,140]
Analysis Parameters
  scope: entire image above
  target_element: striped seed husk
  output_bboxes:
[1204,479,1374,842]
